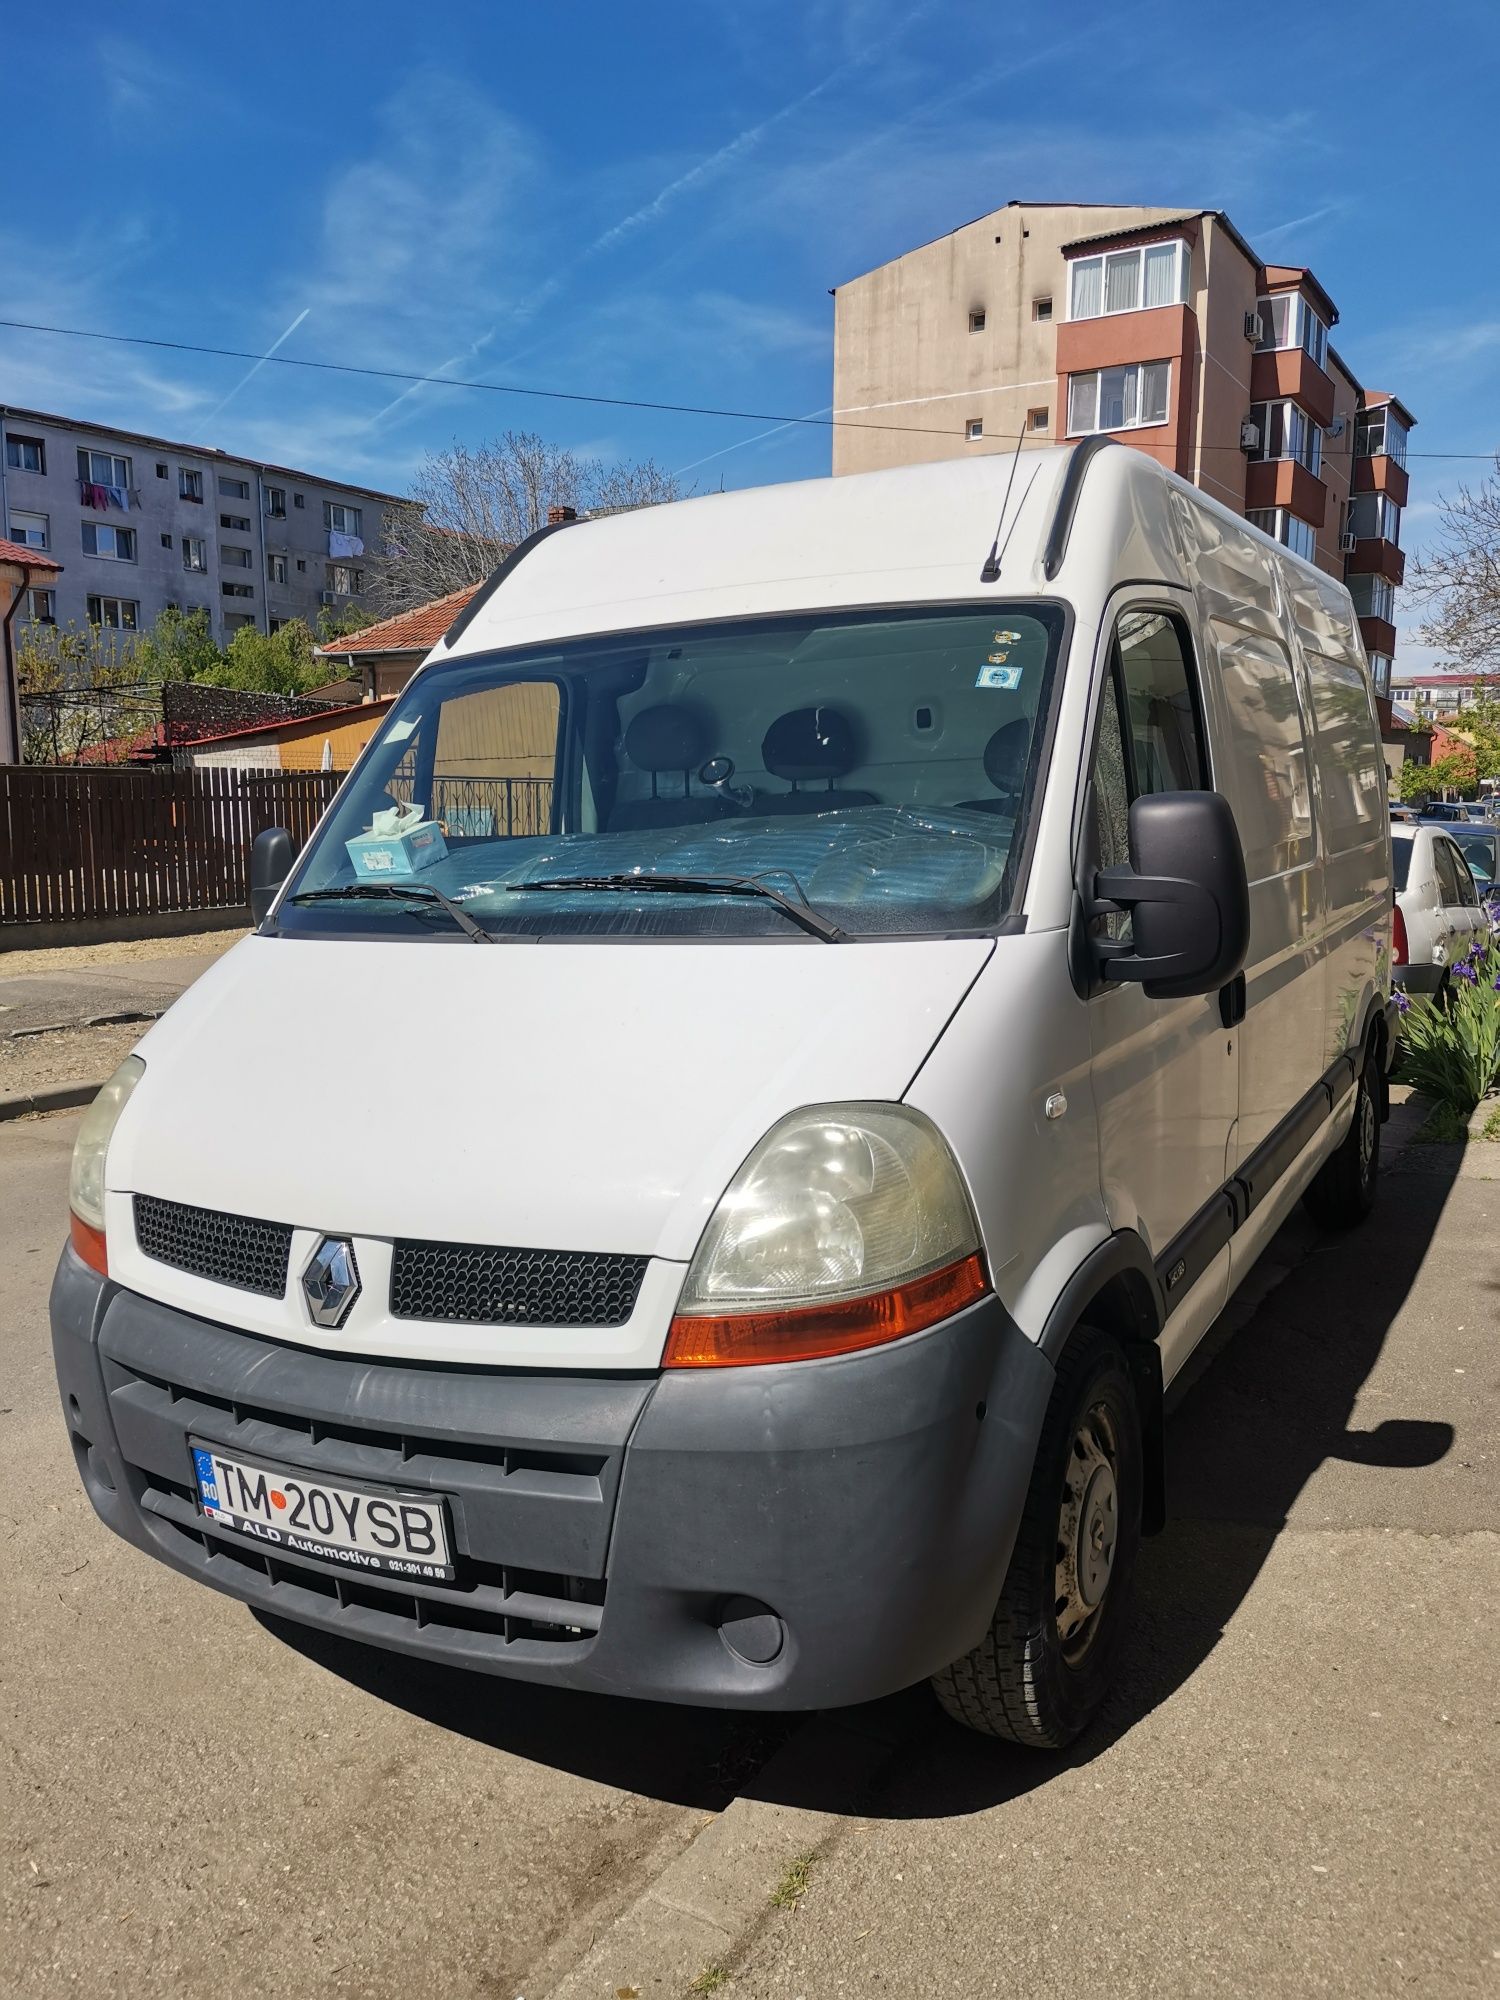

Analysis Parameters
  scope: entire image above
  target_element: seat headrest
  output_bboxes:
[983,718,1030,793]
[761,706,858,783]
[623,704,709,773]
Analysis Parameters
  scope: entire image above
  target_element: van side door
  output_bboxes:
[1081,601,1239,1383]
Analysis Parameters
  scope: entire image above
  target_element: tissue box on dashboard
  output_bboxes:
[345,820,448,877]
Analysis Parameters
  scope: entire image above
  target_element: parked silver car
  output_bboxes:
[1392,823,1490,993]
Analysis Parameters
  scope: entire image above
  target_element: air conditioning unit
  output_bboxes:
[1243,310,1263,342]
[320,591,337,606]
[1339,531,1357,553]
[1240,420,1260,451]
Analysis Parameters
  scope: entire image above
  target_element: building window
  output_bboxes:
[82,522,136,561]
[268,552,288,584]
[87,594,139,630]
[294,493,305,508]
[966,418,984,441]
[1367,653,1393,697]
[219,475,251,499]
[1246,507,1318,562]
[1032,297,1053,322]
[6,434,45,473]
[1066,361,1170,435]
[1348,573,1396,623]
[222,582,255,598]
[1349,492,1401,545]
[179,467,203,502]
[7,510,48,549]
[221,544,253,569]
[1068,240,1187,321]
[1247,399,1323,477]
[25,588,56,623]
[182,536,207,572]
[968,310,986,333]
[220,513,250,532]
[1354,407,1409,469]
[327,563,363,595]
[77,447,132,487]
[265,485,287,518]
[156,462,168,479]
[324,501,363,536]
[224,612,257,631]
[161,533,173,549]
[1027,406,1049,432]
[1256,293,1329,371]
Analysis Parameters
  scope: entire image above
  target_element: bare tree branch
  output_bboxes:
[1406,451,1500,667]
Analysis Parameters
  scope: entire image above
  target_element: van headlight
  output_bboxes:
[664,1103,988,1367]
[68,1056,145,1274]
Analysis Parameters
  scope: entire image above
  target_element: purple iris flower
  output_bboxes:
[1393,988,1412,1013]
[1454,960,1479,984]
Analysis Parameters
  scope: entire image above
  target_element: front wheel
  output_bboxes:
[931,1325,1142,1748]
[1303,1037,1380,1228]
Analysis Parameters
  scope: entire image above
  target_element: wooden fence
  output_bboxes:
[0,766,343,926]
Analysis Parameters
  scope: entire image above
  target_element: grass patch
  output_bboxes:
[770,1852,816,1911]
[1482,1105,1500,1142]
[690,1968,730,1995]
[1414,1102,1471,1145]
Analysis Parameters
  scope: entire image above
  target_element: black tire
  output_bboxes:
[1303,1036,1381,1229]
[931,1324,1142,1749]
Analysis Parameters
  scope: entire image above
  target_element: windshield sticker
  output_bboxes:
[976,663,1022,690]
[992,630,1023,644]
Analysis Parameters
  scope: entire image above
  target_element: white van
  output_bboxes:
[53,442,1397,1747]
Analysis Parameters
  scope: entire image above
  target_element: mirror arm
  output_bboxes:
[1088,865,1216,985]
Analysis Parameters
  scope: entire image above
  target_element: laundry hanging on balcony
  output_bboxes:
[328,529,365,559]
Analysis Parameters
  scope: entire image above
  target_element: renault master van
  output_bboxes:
[52,442,1397,1747]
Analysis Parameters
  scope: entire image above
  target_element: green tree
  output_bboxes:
[315,602,377,644]
[1400,747,1479,802]
[130,605,222,685]
[13,620,149,763]
[193,619,322,696]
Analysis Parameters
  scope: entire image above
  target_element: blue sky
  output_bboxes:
[2,0,1496,662]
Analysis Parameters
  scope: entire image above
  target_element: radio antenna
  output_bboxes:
[980,426,1028,582]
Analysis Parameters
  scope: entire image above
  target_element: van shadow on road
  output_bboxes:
[263,1143,1460,1820]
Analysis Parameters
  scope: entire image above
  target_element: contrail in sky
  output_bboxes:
[207,308,310,421]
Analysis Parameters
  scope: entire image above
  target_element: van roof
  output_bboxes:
[431,444,1353,666]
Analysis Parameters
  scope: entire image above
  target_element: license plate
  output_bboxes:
[190,1441,455,1582]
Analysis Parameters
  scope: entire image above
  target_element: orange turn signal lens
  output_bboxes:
[662,1253,989,1369]
[69,1211,109,1278]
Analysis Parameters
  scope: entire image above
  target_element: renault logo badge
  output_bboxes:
[302,1236,361,1329]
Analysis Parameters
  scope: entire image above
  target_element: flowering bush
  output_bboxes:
[1397,932,1500,1115]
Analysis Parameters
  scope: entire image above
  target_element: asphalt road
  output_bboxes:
[2,1108,1496,1998]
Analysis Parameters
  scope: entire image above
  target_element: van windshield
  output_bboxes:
[274,604,1065,943]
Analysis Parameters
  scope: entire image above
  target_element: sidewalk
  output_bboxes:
[0,929,244,1108]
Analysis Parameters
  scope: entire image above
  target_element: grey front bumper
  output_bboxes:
[51,1250,1054,1710]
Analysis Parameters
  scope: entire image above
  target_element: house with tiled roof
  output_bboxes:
[1,537,63,762]
[313,584,480,699]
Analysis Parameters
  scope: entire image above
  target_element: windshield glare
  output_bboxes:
[277,605,1065,941]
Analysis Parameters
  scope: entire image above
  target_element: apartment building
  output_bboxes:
[0,406,410,645]
[1392,670,1500,715]
[832,202,1414,708]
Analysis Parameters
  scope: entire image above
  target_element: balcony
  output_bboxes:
[1245,458,1327,528]
[1352,454,1409,508]
[1056,303,1192,375]
[1358,614,1397,659]
[1249,348,1335,429]
[1346,539,1405,587]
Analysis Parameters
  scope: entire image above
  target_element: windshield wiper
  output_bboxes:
[288,882,492,943]
[512,871,845,942]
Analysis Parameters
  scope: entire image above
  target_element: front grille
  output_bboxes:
[390,1238,648,1326]
[133,1194,291,1298]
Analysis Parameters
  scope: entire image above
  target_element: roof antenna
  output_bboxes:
[979,423,1028,582]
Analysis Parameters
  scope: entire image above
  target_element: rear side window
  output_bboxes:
[1390,835,1412,891]
[1433,839,1462,906]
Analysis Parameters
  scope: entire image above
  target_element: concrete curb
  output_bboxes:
[542,1709,911,1999]
[0,1080,104,1122]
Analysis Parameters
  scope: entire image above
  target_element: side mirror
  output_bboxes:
[249,826,294,925]
[1092,791,1249,999]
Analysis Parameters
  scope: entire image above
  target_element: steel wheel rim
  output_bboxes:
[1358,1079,1377,1181]
[1055,1402,1120,1664]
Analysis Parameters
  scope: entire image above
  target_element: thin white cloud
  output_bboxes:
[1254,203,1344,246]
[205,309,311,422]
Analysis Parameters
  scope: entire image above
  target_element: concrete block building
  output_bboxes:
[0,406,409,646]
[832,202,1414,714]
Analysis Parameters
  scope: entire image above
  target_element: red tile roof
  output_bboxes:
[0,539,62,572]
[185,697,395,750]
[313,585,480,659]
